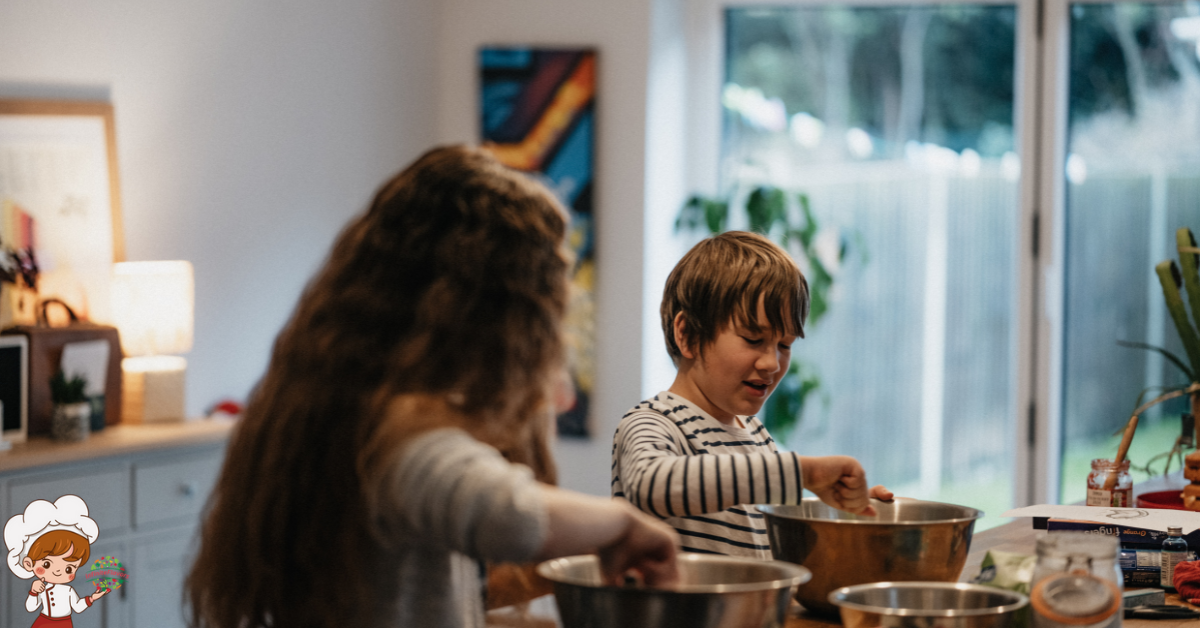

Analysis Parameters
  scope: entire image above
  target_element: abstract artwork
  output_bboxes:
[480,47,596,438]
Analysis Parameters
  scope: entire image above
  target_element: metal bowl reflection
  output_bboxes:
[536,553,811,628]
[758,497,982,616]
[829,581,1029,628]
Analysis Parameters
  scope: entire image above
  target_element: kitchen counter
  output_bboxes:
[783,474,1200,628]
[0,417,236,472]
[491,474,1200,627]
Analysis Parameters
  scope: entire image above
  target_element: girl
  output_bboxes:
[186,145,678,628]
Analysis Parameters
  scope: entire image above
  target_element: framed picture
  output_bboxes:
[0,99,125,324]
[0,333,28,443]
[479,46,597,438]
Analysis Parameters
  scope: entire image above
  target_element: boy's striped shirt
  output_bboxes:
[611,391,805,559]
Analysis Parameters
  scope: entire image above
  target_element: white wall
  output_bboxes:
[435,0,666,496]
[0,0,439,417]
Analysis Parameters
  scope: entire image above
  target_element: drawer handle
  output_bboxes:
[179,483,196,497]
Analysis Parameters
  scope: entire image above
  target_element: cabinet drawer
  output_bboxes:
[133,453,221,529]
[9,465,131,537]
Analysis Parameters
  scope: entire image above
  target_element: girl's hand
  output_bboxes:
[30,579,46,594]
[799,455,878,516]
[869,485,895,502]
[538,487,680,588]
[597,505,680,588]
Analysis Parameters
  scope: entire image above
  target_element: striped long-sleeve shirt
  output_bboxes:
[611,391,805,559]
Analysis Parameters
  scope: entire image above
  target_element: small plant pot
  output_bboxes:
[52,401,91,442]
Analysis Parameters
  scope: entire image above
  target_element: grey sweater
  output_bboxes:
[383,428,548,628]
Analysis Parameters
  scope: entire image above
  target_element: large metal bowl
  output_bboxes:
[536,553,811,628]
[829,581,1030,628]
[758,497,982,616]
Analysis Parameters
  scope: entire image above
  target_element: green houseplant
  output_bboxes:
[1116,227,1200,478]
[49,370,90,442]
[677,185,860,439]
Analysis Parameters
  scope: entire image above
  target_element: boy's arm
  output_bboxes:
[615,412,805,518]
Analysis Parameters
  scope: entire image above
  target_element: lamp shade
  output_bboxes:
[111,261,194,357]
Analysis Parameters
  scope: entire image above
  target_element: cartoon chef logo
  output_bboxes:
[4,495,123,628]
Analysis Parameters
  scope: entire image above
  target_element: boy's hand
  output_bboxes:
[799,455,879,516]
[30,579,46,594]
[869,485,895,502]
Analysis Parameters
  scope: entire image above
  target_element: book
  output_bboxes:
[1043,518,1200,547]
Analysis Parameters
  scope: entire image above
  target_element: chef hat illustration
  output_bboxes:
[4,495,99,579]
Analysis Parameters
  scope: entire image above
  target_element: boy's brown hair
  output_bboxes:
[661,231,809,363]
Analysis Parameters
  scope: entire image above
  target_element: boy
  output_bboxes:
[612,231,891,558]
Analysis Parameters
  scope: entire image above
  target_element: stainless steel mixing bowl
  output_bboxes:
[758,497,983,616]
[829,581,1030,628]
[535,553,811,628]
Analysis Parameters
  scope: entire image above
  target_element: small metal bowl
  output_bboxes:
[829,581,1030,628]
[536,553,811,628]
[758,497,983,616]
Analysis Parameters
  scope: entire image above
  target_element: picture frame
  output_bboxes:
[479,47,597,438]
[0,333,28,443]
[0,99,126,324]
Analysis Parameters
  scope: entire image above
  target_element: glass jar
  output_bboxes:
[1086,458,1132,507]
[1031,533,1123,628]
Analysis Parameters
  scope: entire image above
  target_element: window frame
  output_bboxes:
[675,0,1072,506]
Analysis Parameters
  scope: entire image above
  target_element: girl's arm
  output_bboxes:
[536,486,679,586]
[615,412,805,517]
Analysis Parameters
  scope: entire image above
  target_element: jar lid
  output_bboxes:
[1030,573,1121,625]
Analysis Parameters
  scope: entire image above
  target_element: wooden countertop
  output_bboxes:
[491,474,1200,627]
[0,417,236,472]
[782,474,1200,628]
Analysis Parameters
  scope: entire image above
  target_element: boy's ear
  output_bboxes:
[673,312,697,360]
[21,556,33,571]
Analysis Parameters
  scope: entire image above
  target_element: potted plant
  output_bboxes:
[50,370,90,442]
[1114,227,1200,509]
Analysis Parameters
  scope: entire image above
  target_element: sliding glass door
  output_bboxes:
[693,0,1200,521]
[721,3,1025,529]
[1057,1,1200,504]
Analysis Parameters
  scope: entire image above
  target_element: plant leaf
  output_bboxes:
[1155,260,1200,377]
[1117,340,1196,382]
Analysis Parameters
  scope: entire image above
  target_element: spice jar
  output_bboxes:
[1031,533,1122,628]
[1086,458,1132,507]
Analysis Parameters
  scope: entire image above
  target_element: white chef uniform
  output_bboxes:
[26,583,91,617]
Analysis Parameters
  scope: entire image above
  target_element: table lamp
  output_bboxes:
[111,261,194,423]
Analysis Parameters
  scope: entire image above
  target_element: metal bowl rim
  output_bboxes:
[827,581,1030,617]
[756,497,984,525]
[536,553,812,594]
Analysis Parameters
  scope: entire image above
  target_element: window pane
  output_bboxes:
[724,5,1019,529]
[1059,2,1200,504]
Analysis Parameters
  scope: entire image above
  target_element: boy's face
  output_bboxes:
[672,298,797,424]
[23,548,82,584]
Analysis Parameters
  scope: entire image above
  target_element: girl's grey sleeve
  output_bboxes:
[614,412,805,518]
[387,428,548,563]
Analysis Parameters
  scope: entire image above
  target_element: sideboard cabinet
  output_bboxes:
[0,420,234,628]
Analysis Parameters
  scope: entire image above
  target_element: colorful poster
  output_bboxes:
[480,47,596,438]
